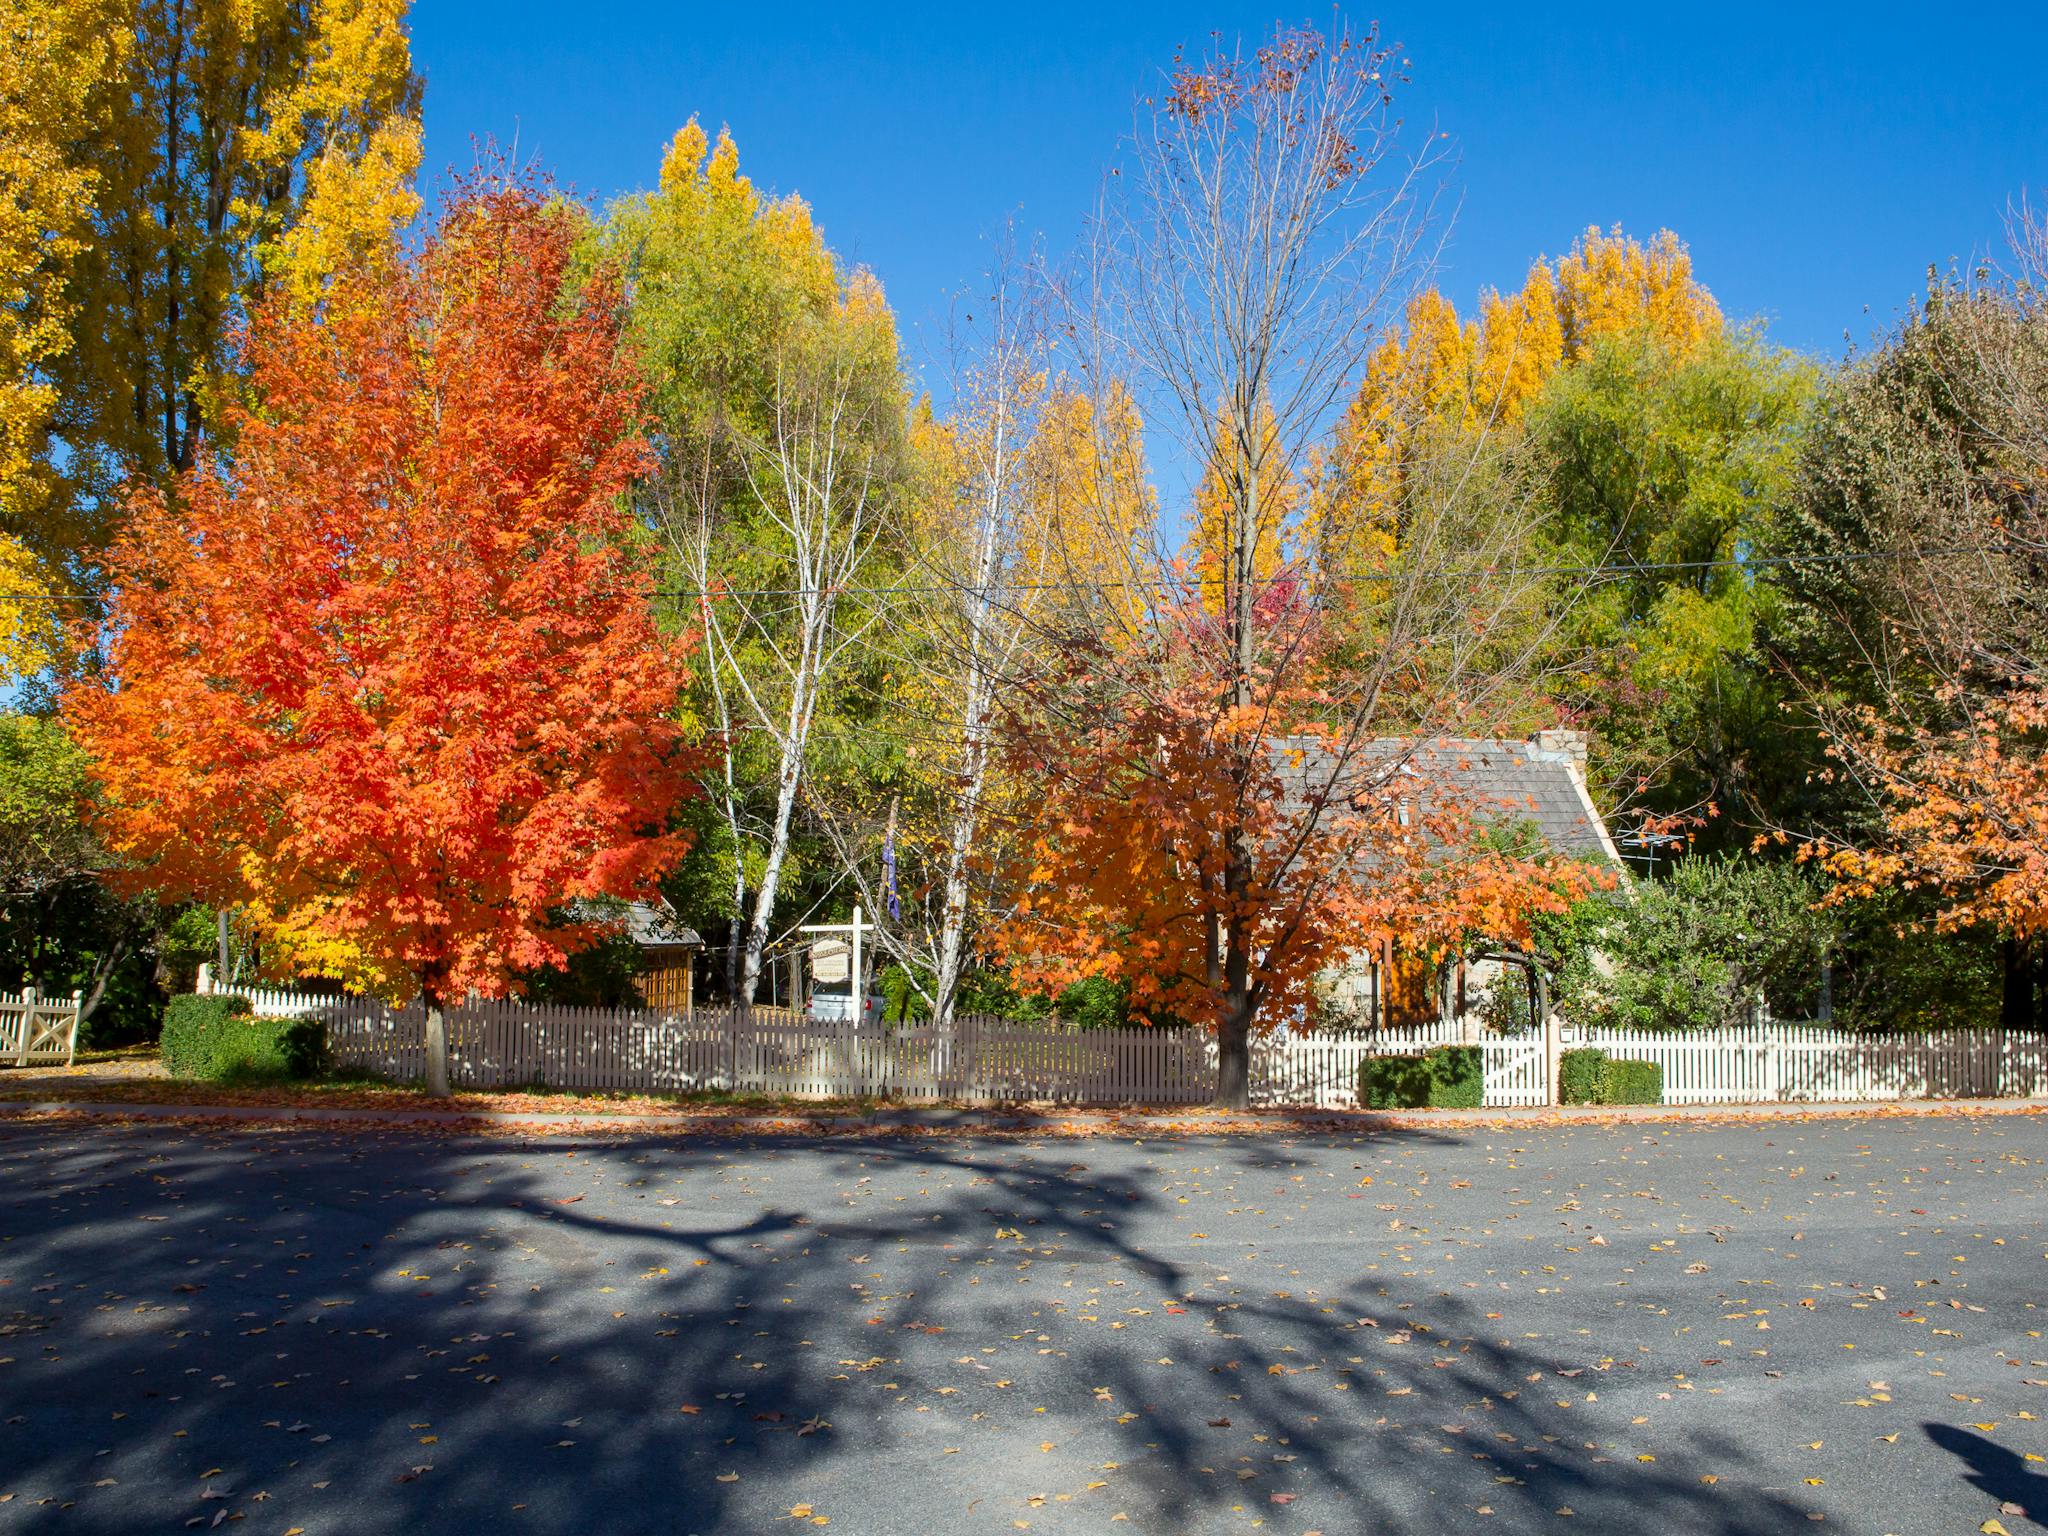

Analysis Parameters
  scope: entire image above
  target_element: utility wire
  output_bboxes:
[0,543,2032,605]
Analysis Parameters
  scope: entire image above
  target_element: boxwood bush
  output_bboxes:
[160,994,326,1082]
[1556,1047,1664,1105]
[1599,1058,1663,1105]
[1559,1047,1609,1104]
[1359,1045,1483,1109]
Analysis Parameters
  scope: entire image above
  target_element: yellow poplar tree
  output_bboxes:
[1022,384,1158,644]
[1313,225,1720,582]
[40,0,422,570]
[0,0,124,673]
[1187,399,1297,611]
[1554,224,1721,358]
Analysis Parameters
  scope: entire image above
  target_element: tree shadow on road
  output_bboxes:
[1927,1423,2047,1531]
[0,1121,1814,1534]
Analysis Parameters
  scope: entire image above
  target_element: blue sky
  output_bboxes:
[411,2,2046,372]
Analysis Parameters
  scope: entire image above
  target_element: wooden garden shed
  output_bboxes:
[619,902,704,1014]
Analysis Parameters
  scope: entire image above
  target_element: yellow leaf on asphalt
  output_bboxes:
[1981,1521,2011,1536]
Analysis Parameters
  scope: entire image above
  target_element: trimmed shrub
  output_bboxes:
[160,994,326,1081]
[1559,1047,1608,1104]
[160,995,248,1076]
[1425,1045,1484,1108]
[1359,1045,1483,1109]
[1600,1058,1663,1106]
[1360,1053,1433,1108]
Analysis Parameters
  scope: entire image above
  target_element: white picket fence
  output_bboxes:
[1559,1022,2048,1104]
[0,988,84,1067]
[205,982,2048,1108]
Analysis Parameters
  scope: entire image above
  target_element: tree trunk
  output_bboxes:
[422,967,451,1099]
[1210,407,1262,1113]
[735,600,830,1007]
[737,739,805,1004]
[77,936,128,1024]
[933,689,990,1030]
[1213,976,1254,1109]
[1212,901,1255,1109]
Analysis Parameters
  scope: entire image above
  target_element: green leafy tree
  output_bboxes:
[0,713,161,1036]
[1530,328,1816,846]
[1766,249,2048,1026]
[1552,857,1836,1030]
[589,121,909,1001]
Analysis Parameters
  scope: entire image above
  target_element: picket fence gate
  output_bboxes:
[0,988,84,1067]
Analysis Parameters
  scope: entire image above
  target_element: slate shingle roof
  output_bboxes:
[619,902,704,950]
[566,899,704,950]
[1274,733,1618,863]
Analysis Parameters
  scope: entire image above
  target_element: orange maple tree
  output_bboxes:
[1803,680,2048,940]
[993,577,1596,1089]
[65,177,698,1094]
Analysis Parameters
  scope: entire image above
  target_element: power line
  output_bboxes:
[0,542,2031,605]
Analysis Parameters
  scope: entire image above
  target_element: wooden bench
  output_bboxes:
[0,989,83,1067]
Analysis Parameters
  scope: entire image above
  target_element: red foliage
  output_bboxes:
[66,179,697,1002]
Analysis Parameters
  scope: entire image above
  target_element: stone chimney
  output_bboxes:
[1533,727,1588,782]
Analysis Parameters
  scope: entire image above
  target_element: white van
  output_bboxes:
[806,979,887,1027]
[805,937,886,1026]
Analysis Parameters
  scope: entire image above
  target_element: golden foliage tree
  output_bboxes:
[37,0,421,570]
[1022,383,1158,642]
[1312,226,1720,579]
[1188,400,1296,611]
[0,0,125,674]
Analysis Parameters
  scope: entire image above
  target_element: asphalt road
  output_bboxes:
[0,1114,2044,1536]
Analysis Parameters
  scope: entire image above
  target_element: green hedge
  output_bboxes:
[1556,1047,1663,1105]
[1600,1058,1663,1105]
[1359,1045,1483,1109]
[160,994,326,1082]
[1559,1047,1608,1104]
